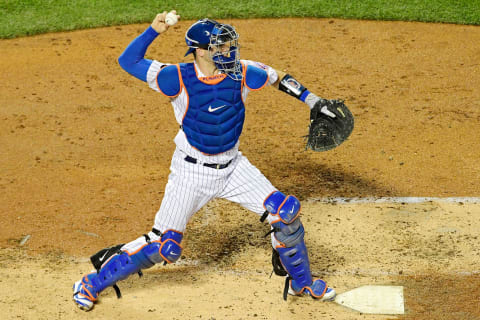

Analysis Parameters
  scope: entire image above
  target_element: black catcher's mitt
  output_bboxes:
[306,99,354,152]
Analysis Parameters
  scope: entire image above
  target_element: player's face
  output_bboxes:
[210,40,237,58]
[195,48,214,63]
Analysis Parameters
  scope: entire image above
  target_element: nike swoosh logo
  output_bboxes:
[208,105,227,112]
[98,251,109,262]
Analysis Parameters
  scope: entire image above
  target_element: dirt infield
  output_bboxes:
[1,18,479,319]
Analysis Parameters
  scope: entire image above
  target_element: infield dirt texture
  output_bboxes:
[1,19,480,319]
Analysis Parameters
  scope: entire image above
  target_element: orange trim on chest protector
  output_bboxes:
[193,64,227,84]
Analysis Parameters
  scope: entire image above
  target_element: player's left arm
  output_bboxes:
[272,69,336,117]
[242,61,335,118]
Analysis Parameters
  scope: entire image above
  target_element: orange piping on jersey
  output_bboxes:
[156,65,183,98]
[244,65,270,91]
[193,63,227,84]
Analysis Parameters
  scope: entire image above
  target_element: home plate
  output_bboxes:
[334,285,404,314]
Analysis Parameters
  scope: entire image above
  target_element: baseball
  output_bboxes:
[165,12,178,26]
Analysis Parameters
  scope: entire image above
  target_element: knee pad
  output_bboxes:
[125,230,183,267]
[86,230,183,297]
[158,230,183,264]
[264,191,301,225]
[263,191,303,247]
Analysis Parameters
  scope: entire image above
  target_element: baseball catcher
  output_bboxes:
[73,10,347,311]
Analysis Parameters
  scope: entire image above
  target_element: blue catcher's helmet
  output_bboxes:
[185,18,242,80]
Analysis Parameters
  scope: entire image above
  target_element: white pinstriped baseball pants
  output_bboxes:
[153,148,277,233]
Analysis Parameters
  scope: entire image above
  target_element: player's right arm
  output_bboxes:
[118,11,179,82]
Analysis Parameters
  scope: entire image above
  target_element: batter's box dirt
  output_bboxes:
[399,273,480,320]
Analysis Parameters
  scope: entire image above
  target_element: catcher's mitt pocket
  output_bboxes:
[306,100,354,152]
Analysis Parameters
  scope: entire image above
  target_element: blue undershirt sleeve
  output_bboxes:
[118,26,159,82]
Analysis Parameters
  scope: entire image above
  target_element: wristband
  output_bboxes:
[278,74,321,109]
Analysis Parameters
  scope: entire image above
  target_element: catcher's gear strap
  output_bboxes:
[271,248,287,276]
[278,74,307,100]
[263,191,301,225]
[90,243,125,271]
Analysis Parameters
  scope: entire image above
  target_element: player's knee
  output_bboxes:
[159,230,183,263]
[118,229,183,269]
[264,191,301,225]
[135,230,183,265]
[263,191,304,248]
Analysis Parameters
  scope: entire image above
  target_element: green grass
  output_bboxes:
[1,0,479,38]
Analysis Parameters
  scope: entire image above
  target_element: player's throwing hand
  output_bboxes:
[151,10,180,34]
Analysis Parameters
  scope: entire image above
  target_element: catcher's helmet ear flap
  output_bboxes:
[184,18,219,56]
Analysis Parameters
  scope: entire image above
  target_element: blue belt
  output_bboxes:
[184,156,232,170]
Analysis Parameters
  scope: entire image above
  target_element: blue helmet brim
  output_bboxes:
[184,47,196,56]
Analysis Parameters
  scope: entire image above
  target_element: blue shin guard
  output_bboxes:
[276,241,331,299]
[73,230,182,310]
[263,191,335,301]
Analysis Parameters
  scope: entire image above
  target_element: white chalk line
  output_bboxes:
[200,267,480,278]
[317,268,480,277]
[308,197,480,204]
